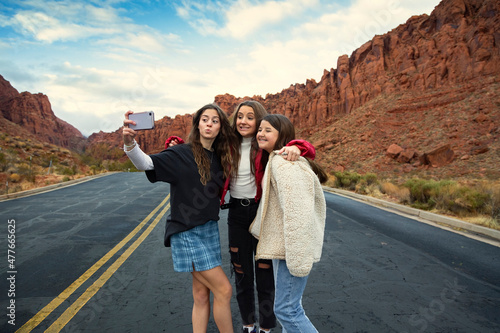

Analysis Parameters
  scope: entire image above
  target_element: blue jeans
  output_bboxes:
[272,259,318,333]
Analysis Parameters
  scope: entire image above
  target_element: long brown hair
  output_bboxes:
[261,114,328,184]
[188,104,236,185]
[231,100,268,177]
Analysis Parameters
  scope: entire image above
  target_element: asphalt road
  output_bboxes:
[1,172,499,333]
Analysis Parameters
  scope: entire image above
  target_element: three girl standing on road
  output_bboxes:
[122,102,323,333]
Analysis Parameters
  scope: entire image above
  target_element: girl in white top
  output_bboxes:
[225,101,316,333]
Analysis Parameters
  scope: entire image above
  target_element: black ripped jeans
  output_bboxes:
[228,198,276,329]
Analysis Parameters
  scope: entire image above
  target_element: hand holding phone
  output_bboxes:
[129,111,155,130]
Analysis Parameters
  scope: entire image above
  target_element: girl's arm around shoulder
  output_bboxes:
[288,139,315,159]
[164,136,185,149]
[278,140,316,161]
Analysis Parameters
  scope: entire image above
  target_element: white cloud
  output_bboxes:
[12,11,119,43]
[9,1,123,43]
[296,0,438,57]
[0,0,442,137]
[175,0,320,39]
[100,31,173,54]
[222,0,319,39]
[33,60,220,136]
[220,0,440,95]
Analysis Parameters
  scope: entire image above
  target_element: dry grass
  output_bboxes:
[380,182,411,203]
[327,170,500,230]
[463,216,500,230]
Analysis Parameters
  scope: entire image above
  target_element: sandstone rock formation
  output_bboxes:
[387,143,455,168]
[213,0,499,128]
[1,0,498,180]
[420,144,455,168]
[0,75,85,151]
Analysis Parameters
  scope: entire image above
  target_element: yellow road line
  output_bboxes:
[45,201,171,332]
[16,195,170,333]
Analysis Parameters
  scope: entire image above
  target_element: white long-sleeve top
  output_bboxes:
[229,137,257,199]
[124,141,154,170]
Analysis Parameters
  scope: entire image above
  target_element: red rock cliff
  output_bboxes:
[214,0,499,129]
[0,75,85,150]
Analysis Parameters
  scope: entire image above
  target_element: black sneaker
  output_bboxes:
[242,327,256,333]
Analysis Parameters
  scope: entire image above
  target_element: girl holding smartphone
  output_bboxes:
[123,104,237,333]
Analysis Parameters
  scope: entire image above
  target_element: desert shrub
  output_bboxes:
[475,181,500,220]
[381,182,411,203]
[9,173,22,183]
[433,184,488,215]
[15,141,27,149]
[351,172,376,194]
[403,178,449,207]
[331,171,379,193]
[364,173,378,186]
[16,163,31,175]
[403,178,490,216]
[61,166,75,176]
[333,171,362,190]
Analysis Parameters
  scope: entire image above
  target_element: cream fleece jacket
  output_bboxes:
[250,152,326,277]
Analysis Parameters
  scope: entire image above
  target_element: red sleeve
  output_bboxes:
[286,139,316,160]
[164,136,185,149]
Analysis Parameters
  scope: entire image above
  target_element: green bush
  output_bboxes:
[332,171,379,193]
[329,172,498,225]
[61,166,75,176]
[333,171,361,190]
[403,178,489,215]
[364,173,378,186]
[403,178,446,205]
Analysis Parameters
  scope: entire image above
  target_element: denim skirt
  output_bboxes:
[170,220,222,272]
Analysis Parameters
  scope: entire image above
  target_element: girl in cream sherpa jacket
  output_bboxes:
[250,151,326,277]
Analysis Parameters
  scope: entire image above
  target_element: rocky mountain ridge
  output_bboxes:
[0,0,498,180]
[0,75,86,150]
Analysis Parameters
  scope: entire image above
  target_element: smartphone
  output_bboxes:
[129,111,155,130]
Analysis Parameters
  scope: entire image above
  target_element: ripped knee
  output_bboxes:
[229,247,244,275]
[257,260,272,270]
[258,262,271,269]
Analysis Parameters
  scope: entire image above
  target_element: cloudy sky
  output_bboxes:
[0,0,439,136]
